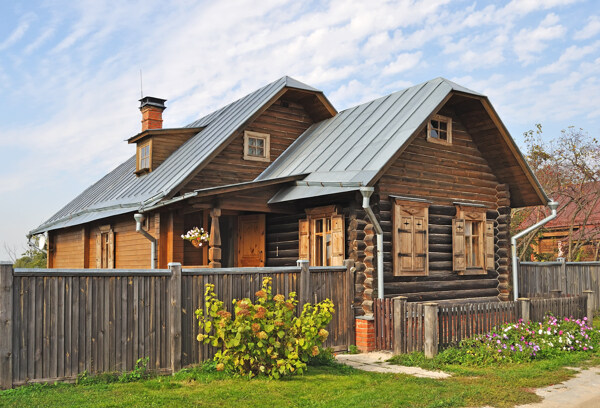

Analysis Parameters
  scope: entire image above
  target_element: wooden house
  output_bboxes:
[520,182,600,261]
[30,76,548,314]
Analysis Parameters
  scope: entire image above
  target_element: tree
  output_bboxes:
[10,236,47,268]
[513,125,600,261]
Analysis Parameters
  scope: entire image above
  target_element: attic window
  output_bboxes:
[427,114,452,145]
[136,140,152,174]
[244,131,270,162]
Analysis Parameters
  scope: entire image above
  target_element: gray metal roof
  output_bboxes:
[256,78,483,203]
[31,76,321,234]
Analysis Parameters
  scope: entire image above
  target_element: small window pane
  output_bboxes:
[440,121,447,131]
[315,219,323,234]
[439,131,447,140]
[430,129,439,139]
[256,138,264,148]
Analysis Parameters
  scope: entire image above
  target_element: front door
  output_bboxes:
[237,214,265,267]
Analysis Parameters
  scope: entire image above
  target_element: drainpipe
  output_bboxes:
[511,201,559,301]
[360,187,384,300]
[134,213,157,269]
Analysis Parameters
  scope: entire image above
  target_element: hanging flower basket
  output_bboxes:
[181,227,210,248]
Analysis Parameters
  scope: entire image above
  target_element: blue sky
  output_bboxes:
[1,0,599,259]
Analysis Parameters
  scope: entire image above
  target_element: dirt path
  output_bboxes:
[515,366,600,408]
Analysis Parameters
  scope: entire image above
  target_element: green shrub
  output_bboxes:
[195,277,335,378]
[119,357,150,382]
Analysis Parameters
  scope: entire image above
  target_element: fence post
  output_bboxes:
[297,260,310,307]
[518,298,531,323]
[344,259,355,347]
[0,262,13,390]
[583,290,594,326]
[557,257,567,294]
[423,303,438,359]
[393,296,407,355]
[168,262,182,374]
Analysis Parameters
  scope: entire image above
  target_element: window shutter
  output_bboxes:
[299,219,309,261]
[452,218,466,273]
[413,215,427,272]
[108,229,115,269]
[95,234,102,268]
[484,220,495,271]
[331,214,345,266]
[394,201,428,276]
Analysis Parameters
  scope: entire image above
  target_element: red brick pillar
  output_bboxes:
[355,316,375,352]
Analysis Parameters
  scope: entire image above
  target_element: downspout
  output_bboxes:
[134,213,157,269]
[511,201,559,300]
[360,187,384,300]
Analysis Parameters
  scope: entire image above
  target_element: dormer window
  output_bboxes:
[136,140,152,173]
[427,114,452,145]
[244,131,270,162]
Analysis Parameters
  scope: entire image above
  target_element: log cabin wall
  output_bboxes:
[151,130,197,169]
[371,106,511,306]
[182,99,315,192]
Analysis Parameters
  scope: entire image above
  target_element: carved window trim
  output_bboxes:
[393,199,429,276]
[427,114,452,145]
[453,205,494,276]
[244,130,270,162]
[96,225,114,269]
[299,206,344,266]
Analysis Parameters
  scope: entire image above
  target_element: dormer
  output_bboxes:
[129,96,201,175]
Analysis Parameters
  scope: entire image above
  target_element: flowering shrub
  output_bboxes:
[195,277,335,378]
[181,227,209,247]
[440,315,600,366]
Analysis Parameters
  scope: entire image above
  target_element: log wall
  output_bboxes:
[183,99,314,192]
[363,108,512,309]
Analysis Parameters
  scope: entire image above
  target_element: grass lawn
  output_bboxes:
[1,353,598,408]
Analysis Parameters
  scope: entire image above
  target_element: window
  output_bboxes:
[452,205,494,275]
[95,225,114,269]
[136,140,152,173]
[299,206,344,266]
[244,131,270,162]
[427,114,452,145]
[393,199,429,276]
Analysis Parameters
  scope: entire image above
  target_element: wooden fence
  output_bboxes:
[0,260,354,389]
[374,294,592,354]
[519,260,600,308]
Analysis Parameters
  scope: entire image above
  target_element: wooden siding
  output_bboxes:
[150,130,197,170]
[51,227,85,269]
[183,99,314,192]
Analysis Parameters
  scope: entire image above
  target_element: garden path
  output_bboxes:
[334,351,451,379]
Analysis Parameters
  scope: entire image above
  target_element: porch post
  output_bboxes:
[208,208,221,268]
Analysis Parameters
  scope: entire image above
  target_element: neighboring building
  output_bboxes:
[30,76,548,314]
[524,183,600,261]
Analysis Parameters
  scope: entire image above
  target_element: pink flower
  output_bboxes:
[559,330,563,335]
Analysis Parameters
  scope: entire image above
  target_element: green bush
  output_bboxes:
[195,277,335,378]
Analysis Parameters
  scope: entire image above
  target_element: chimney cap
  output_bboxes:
[139,96,167,110]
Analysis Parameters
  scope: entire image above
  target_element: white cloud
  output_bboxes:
[574,15,600,40]
[514,13,566,65]
[536,41,600,74]
[382,52,422,75]
[0,12,35,51]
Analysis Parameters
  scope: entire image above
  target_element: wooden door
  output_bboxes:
[237,214,265,267]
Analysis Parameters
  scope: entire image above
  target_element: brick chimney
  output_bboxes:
[139,96,167,131]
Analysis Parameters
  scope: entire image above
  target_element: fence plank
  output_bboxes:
[0,263,13,389]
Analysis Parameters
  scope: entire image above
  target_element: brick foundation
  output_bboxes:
[355,316,376,352]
